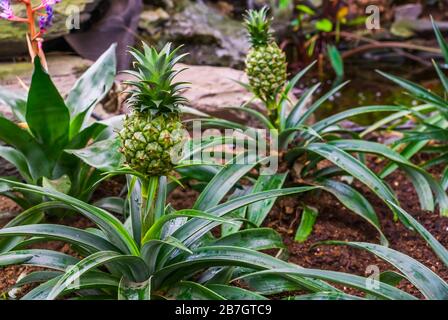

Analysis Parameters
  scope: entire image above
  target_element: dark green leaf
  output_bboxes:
[294,206,318,243]
[26,58,70,157]
[65,139,123,172]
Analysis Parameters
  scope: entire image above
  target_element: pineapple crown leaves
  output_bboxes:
[244,6,274,47]
[123,42,190,116]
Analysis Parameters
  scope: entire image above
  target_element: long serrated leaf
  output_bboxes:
[194,153,259,211]
[0,224,120,252]
[118,277,151,300]
[319,179,387,245]
[206,284,267,300]
[296,81,349,126]
[237,268,415,300]
[431,17,448,64]
[329,139,448,216]
[47,251,149,300]
[0,249,79,271]
[166,281,225,300]
[323,241,448,300]
[378,70,447,109]
[285,83,321,129]
[154,246,336,293]
[212,228,285,251]
[0,179,138,255]
[387,201,448,267]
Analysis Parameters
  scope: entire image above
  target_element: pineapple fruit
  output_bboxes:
[244,7,287,117]
[119,43,188,177]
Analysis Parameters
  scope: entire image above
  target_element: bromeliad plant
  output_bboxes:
[0,178,447,300]
[119,43,188,177]
[190,10,448,244]
[0,43,344,300]
[0,45,120,210]
[362,19,448,207]
[0,0,121,212]
[244,7,287,124]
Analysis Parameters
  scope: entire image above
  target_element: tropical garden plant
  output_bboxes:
[0,0,122,211]
[188,8,448,244]
[363,19,448,194]
[0,177,446,300]
[0,2,446,302]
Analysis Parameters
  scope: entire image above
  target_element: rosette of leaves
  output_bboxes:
[0,44,122,212]
[0,172,446,300]
[215,9,448,241]
[188,54,448,245]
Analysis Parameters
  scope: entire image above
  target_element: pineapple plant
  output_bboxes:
[244,7,287,120]
[119,43,188,177]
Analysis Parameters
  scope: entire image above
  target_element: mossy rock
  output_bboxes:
[0,0,101,57]
[140,0,249,68]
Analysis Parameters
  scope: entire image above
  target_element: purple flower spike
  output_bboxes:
[39,0,61,34]
[0,0,13,20]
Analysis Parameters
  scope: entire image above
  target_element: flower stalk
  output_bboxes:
[0,0,61,69]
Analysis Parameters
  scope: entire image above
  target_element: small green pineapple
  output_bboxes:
[119,43,188,177]
[244,7,287,113]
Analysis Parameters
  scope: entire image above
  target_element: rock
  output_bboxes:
[175,63,301,125]
[391,19,448,38]
[64,0,143,70]
[176,63,256,122]
[391,4,448,38]
[115,63,282,124]
[0,59,300,127]
[0,0,102,57]
[0,55,92,120]
[139,0,249,68]
[140,8,170,24]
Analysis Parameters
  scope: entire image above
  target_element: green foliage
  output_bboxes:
[0,44,120,210]
[294,206,318,242]
[290,2,350,58]
[327,45,344,78]
[365,21,448,217]
[124,43,188,115]
[197,54,446,243]
[244,6,273,47]
[1,174,446,300]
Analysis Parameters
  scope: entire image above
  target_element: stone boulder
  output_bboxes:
[139,0,249,68]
